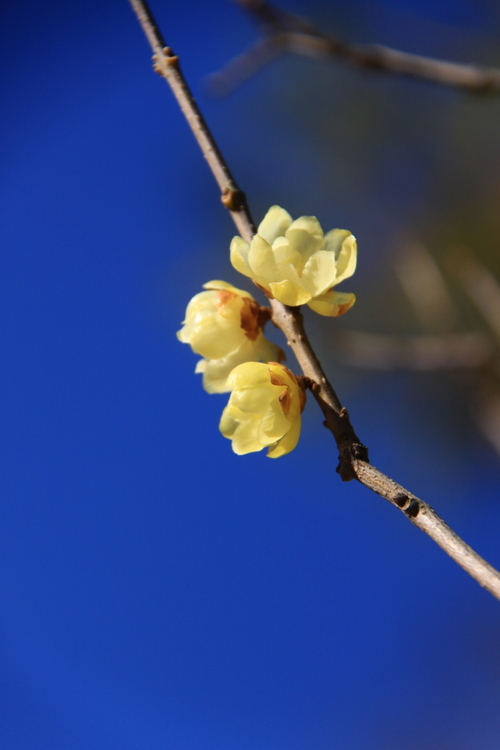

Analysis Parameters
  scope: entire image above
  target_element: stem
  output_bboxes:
[128,0,500,601]
[128,0,255,241]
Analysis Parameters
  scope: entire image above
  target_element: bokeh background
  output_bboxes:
[2,0,500,747]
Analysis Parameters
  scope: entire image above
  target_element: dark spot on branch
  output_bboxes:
[405,500,420,518]
[394,492,419,517]
[394,492,410,508]
[221,186,247,211]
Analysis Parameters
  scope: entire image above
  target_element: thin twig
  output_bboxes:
[210,0,500,95]
[128,0,255,241]
[128,0,500,600]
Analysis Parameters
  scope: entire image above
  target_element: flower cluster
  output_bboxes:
[178,206,357,457]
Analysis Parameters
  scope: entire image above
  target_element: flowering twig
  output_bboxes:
[128,0,500,601]
[208,0,500,96]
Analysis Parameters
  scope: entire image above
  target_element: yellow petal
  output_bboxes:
[225,362,272,390]
[188,313,243,359]
[258,398,291,442]
[199,336,284,394]
[247,234,277,284]
[323,230,357,284]
[285,227,323,269]
[288,215,323,241]
[219,406,239,438]
[258,205,292,244]
[182,290,216,322]
[267,416,301,458]
[231,420,264,455]
[203,279,255,300]
[230,383,276,414]
[272,237,302,268]
[268,279,311,306]
[301,249,338,296]
[230,236,253,279]
[307,291,356,317]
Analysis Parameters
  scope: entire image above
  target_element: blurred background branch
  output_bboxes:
[207,0,500,96]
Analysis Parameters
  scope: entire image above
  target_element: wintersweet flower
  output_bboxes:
[219,362,306,458]
[177,280,284,394]
[230,205,357,315]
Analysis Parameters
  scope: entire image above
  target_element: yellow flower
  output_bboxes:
[219,362,306,458]
[230,205,356,315]
[177,281,284,393]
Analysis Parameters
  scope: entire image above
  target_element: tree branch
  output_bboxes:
[209,0,500,95]
[332,330,494,371]
[128,0,500,601]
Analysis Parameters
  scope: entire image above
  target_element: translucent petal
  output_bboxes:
[272,237,302,268]
[285,227,323,268]
[200,359,232,394]
[323,230,357,284]
[257,205,292,245]
[258,398,290,441]
[301,249,338,296]
[203,279,256,302]
[219,406,239,439]
[268,279,311,306]
[288,215,323,241]
[307,290,356,317]
[225,362,272,390]
[183,290,216,322]
[199,337,284,394]
[231,420,263,455]
[215,290,243,322]
[230,381,277,413]
[247,235,277,284]
[267,416,301,458]
[176,327,190,344]
[188,313,243,359]
[230,236,253,279]
[253,336,285,365]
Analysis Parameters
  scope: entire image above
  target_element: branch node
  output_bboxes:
[153,48,179,74]
[351,442,369,461]
[221,185,247,211]
[393,492,419,517]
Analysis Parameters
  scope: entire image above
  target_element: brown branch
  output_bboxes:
[128,0,255,242]
[212,0,500,95]
[128,0,500,601]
